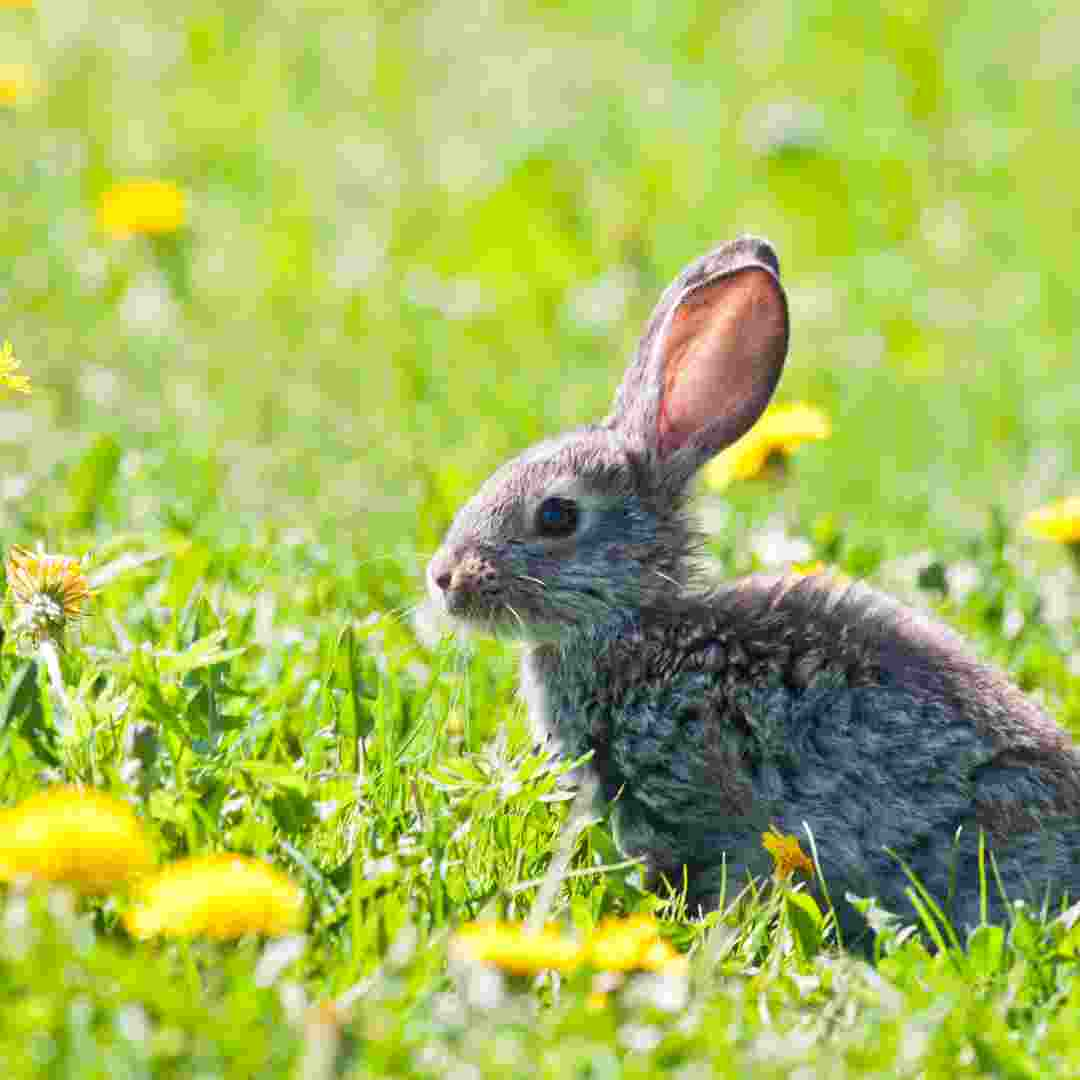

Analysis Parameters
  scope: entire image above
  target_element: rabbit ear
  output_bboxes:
[607,236,789,485]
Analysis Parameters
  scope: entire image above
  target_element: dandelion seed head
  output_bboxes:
[5,546,92,648]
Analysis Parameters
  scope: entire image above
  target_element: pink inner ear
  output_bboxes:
[658,269,786,457]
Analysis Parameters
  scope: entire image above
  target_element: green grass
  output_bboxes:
[0,0,1078,1075]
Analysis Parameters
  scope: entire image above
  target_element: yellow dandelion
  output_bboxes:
[789,561,850,587]
[124,854,305,940]
[639,937,688,974]
[0,341,31,394]
[704,402,831,490]
[0,64,33,106]
[1022,496,1080,546]
[585,913,686,974]
[5,545,92,647]
[762,825,814,879]
[98,180,186,238]
[0,787,154,894]
[451,921,583,976]
[0,0,34,9]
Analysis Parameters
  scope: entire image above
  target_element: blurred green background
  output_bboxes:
[1,0,1077,564]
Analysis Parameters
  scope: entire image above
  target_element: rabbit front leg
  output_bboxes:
[602,673,781,904]
[523,642,776,892]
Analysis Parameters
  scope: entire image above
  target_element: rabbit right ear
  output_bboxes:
[606,236,789,489]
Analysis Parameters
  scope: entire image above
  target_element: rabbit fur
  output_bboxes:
[427,236,1080,945]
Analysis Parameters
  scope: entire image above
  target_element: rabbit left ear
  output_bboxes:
[607,236,789,481]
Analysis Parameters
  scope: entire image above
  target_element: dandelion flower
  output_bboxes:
[125,854,305,940]
[790,560,826,577]
[0,0,35,9]
[0,341,30,394]
[0,64,33,106]
[98,180,185,238]
[1023,497,1080,546]
[5,545,92,648]
[586,914,686,974]
[0,787,154,894]
[452,921,583,975]
[704,402,831,489]
[789,561,850,587]
[762,825,814,879]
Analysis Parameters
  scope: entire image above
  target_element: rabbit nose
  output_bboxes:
[429,550,496,606]
[428,552,455,593]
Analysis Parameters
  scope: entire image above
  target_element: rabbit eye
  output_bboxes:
[534,496,579,538]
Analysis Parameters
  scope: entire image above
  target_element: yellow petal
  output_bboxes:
[703,402,830,489]
[0,341,31,394]
[0,787,154,894]
[1023,496,1080,544]
[0,64,34,106]
[125,854,304,939]
[452,921,583,975]
[762,825,814,878]
[585,914,684,973]
[638,938,687,973]
[98,180,186,238]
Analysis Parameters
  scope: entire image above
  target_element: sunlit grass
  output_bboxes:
[0,0,1076,1075]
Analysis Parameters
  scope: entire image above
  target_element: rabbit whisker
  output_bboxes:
[504,603,527,634]
[386,602,420,623]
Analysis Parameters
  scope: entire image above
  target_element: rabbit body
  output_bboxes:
[521,575,1080,940]
[428,236,1080,942]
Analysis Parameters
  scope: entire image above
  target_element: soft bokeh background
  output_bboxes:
[2,0,1078,558]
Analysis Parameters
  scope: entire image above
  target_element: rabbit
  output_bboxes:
[426,235,1080,947]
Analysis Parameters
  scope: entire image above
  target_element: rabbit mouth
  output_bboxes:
[437,583,516,630]
[442,589,498,623]
[445,602,529,639]
[439,586,574,641]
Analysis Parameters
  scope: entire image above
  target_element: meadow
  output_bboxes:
[0,0,1079,1075]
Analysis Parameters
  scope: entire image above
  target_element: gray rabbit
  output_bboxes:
[427,236,1080,946]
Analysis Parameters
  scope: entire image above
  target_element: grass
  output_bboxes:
[0,0,1078,1075]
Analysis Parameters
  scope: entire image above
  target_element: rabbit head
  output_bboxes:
[428,236,789,640]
